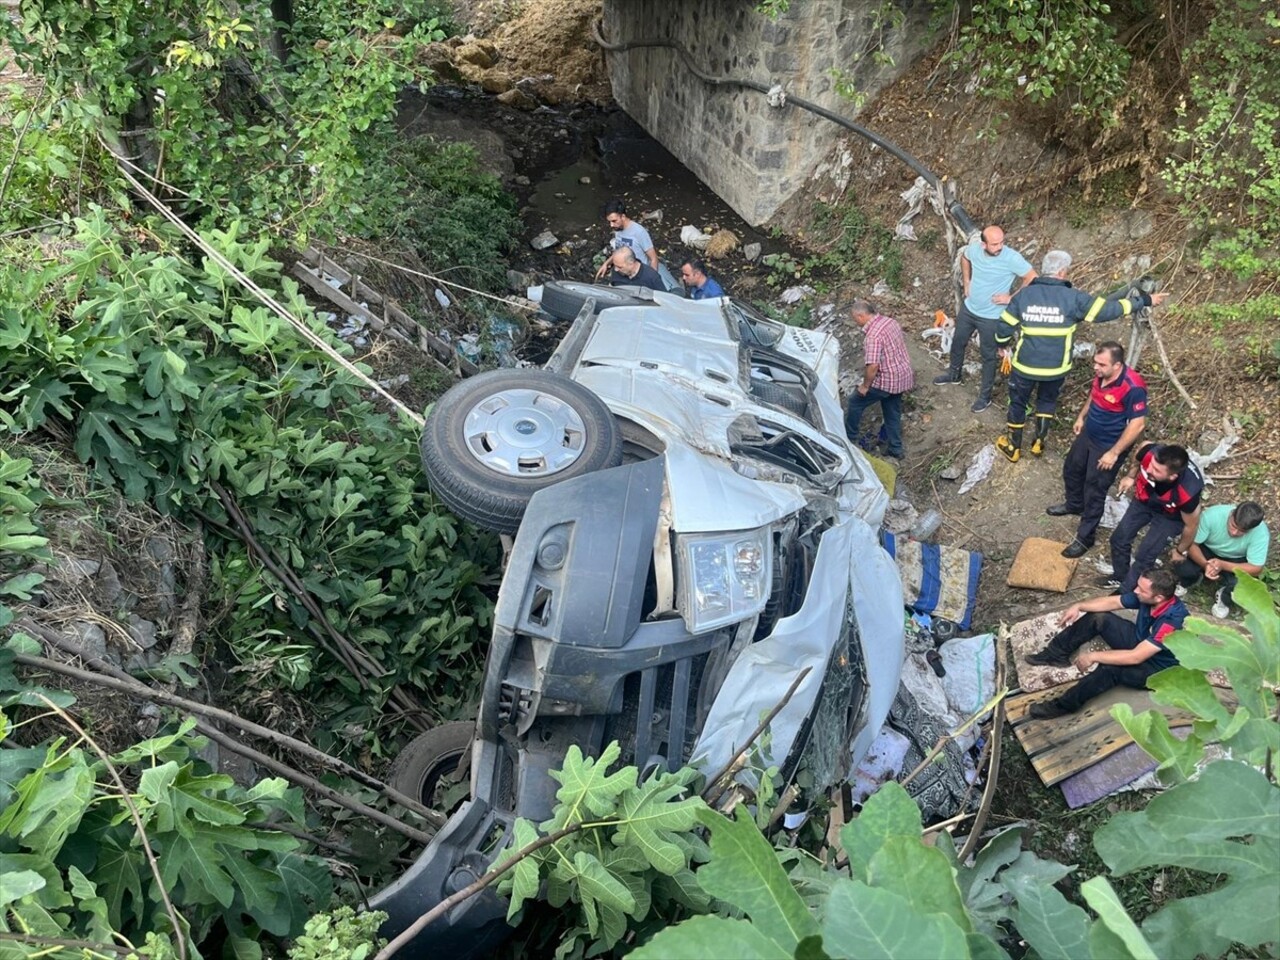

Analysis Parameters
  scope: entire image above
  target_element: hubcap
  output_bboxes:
[463,388,587,477]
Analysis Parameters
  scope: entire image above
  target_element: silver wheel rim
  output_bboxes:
[462,388,588,477]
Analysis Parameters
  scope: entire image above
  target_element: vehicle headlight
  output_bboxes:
[676,530,772,633]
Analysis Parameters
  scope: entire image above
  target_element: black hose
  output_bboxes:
[590,21,978,236]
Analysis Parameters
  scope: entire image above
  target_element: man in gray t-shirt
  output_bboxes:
[595,199,658,280]
[934,225,1036,412]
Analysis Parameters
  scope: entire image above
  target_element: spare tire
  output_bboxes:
[421,369,624,534]
[388,721,474,812]
[541,281,648,322]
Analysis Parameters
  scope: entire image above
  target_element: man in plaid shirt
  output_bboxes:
[844,301,915,459]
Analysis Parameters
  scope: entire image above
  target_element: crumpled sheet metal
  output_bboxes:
[690,515,905,786]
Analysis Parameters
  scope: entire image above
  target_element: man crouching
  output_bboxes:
[1024,568,1185,719]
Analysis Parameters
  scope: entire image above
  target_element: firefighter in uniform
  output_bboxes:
[993,249,1167,462]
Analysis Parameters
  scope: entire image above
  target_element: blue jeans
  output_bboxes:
[845,388,904,457]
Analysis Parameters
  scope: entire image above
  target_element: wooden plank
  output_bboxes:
[1009,685,1236,787]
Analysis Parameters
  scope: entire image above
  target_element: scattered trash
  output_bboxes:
[922,311,955,356]
[434,288,452,309]
[780,284,816,305]
[1072,341,1095,359]
[1190,415,1241,482]
[896,176,945,243]
[705,229,740,258]
[578,175,591,185]
[911,508,944,541]
[939,464,964,482]
[850,727,910,803]
[765,83,787,108]
[932,618,959,644]
[526,285,544,303]
[679,224,712,251]
[743,242,762,262]
[530,230,559,250]
[378,374,410,390]
[957,444,996,495]
[884,498,919,536]
[639,208,663,222]
[1100,495,1129,529]
[871,279,891,297]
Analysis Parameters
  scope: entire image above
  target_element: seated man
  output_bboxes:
[1175,501,1269,617]
[1024,568,1185,719]
[606,247,665,292]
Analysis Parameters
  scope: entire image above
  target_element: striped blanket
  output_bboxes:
[880,532,983,630]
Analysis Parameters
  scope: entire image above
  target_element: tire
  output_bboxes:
[388,721,474,811]
[541,281,647,322]
[421,369,624,534]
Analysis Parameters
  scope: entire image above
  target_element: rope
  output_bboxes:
[108,151,425,427]
[589,20,977,236]
[322,245,538,312]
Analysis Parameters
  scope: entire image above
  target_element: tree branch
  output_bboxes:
[374,822,585,960]
[35,694,188,960]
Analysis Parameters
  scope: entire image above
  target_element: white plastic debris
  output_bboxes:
[895,222,918,241]
[871,279,891,297]
[526,285,544,303]
[896,176,945,243]
[680,224,711,250]
[766,84,787,107]
[640,208,663,223]
[922,317,955,356]
[1072,341,1095,359]
[883,499,919,536]
[850,727,911,803]
[1189,416,1241,482]
[957,444,996,495]
[530,230,559,250]
[779,284,816,305]
[938,633,996,722]
[1100,494,1129,529]
[434,288,452,309]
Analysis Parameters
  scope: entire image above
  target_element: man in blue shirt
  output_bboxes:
[1024,568,1185,718]
[934,225,1036,412]
[680,258,724,300]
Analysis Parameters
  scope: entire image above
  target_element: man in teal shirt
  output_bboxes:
[1174,501,1269,616]
[934,225,1036,412]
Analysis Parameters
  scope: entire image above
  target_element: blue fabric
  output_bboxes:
[879,532,983,630]
[844,388,903,457]
[690,277,724,300]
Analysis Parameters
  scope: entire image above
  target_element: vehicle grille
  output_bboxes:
[605,652,709,773]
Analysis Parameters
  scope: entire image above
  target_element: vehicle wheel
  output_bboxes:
[388,721,474,812]
[421,369,624,534]
[541,281,648,322]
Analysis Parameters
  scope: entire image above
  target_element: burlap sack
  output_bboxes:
[1006,537,1078,593]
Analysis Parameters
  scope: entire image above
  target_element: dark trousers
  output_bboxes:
[948,305,999,401]
[1006,371,1065,427]
[1110,499,1184,591]
[1175,545,1246,605]
[845,388,904,457]
[1062,432,1127,546]
[1043,612,1168,711]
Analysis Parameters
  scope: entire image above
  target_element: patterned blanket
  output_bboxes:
[880,532,983,630]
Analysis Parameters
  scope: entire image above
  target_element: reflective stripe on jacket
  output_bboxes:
[996,277,1141,380]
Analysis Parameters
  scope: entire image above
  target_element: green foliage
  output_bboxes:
[1113,572,1279,782]
[949,0,1129,118]
[495,743,711,958]
[763,201,902,291]
[1164,0,1280,280]
[0,695,333,958]
[353,135,522,290]
[4,0,449,240]
[0,211,498,756]
[0,452,50,576]
[1094,760,1279,957]
[0,88,117,233]
[287,906,387,960]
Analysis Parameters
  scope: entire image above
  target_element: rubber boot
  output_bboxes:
[1030,415,1052,457]
[997,424,1023,463]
